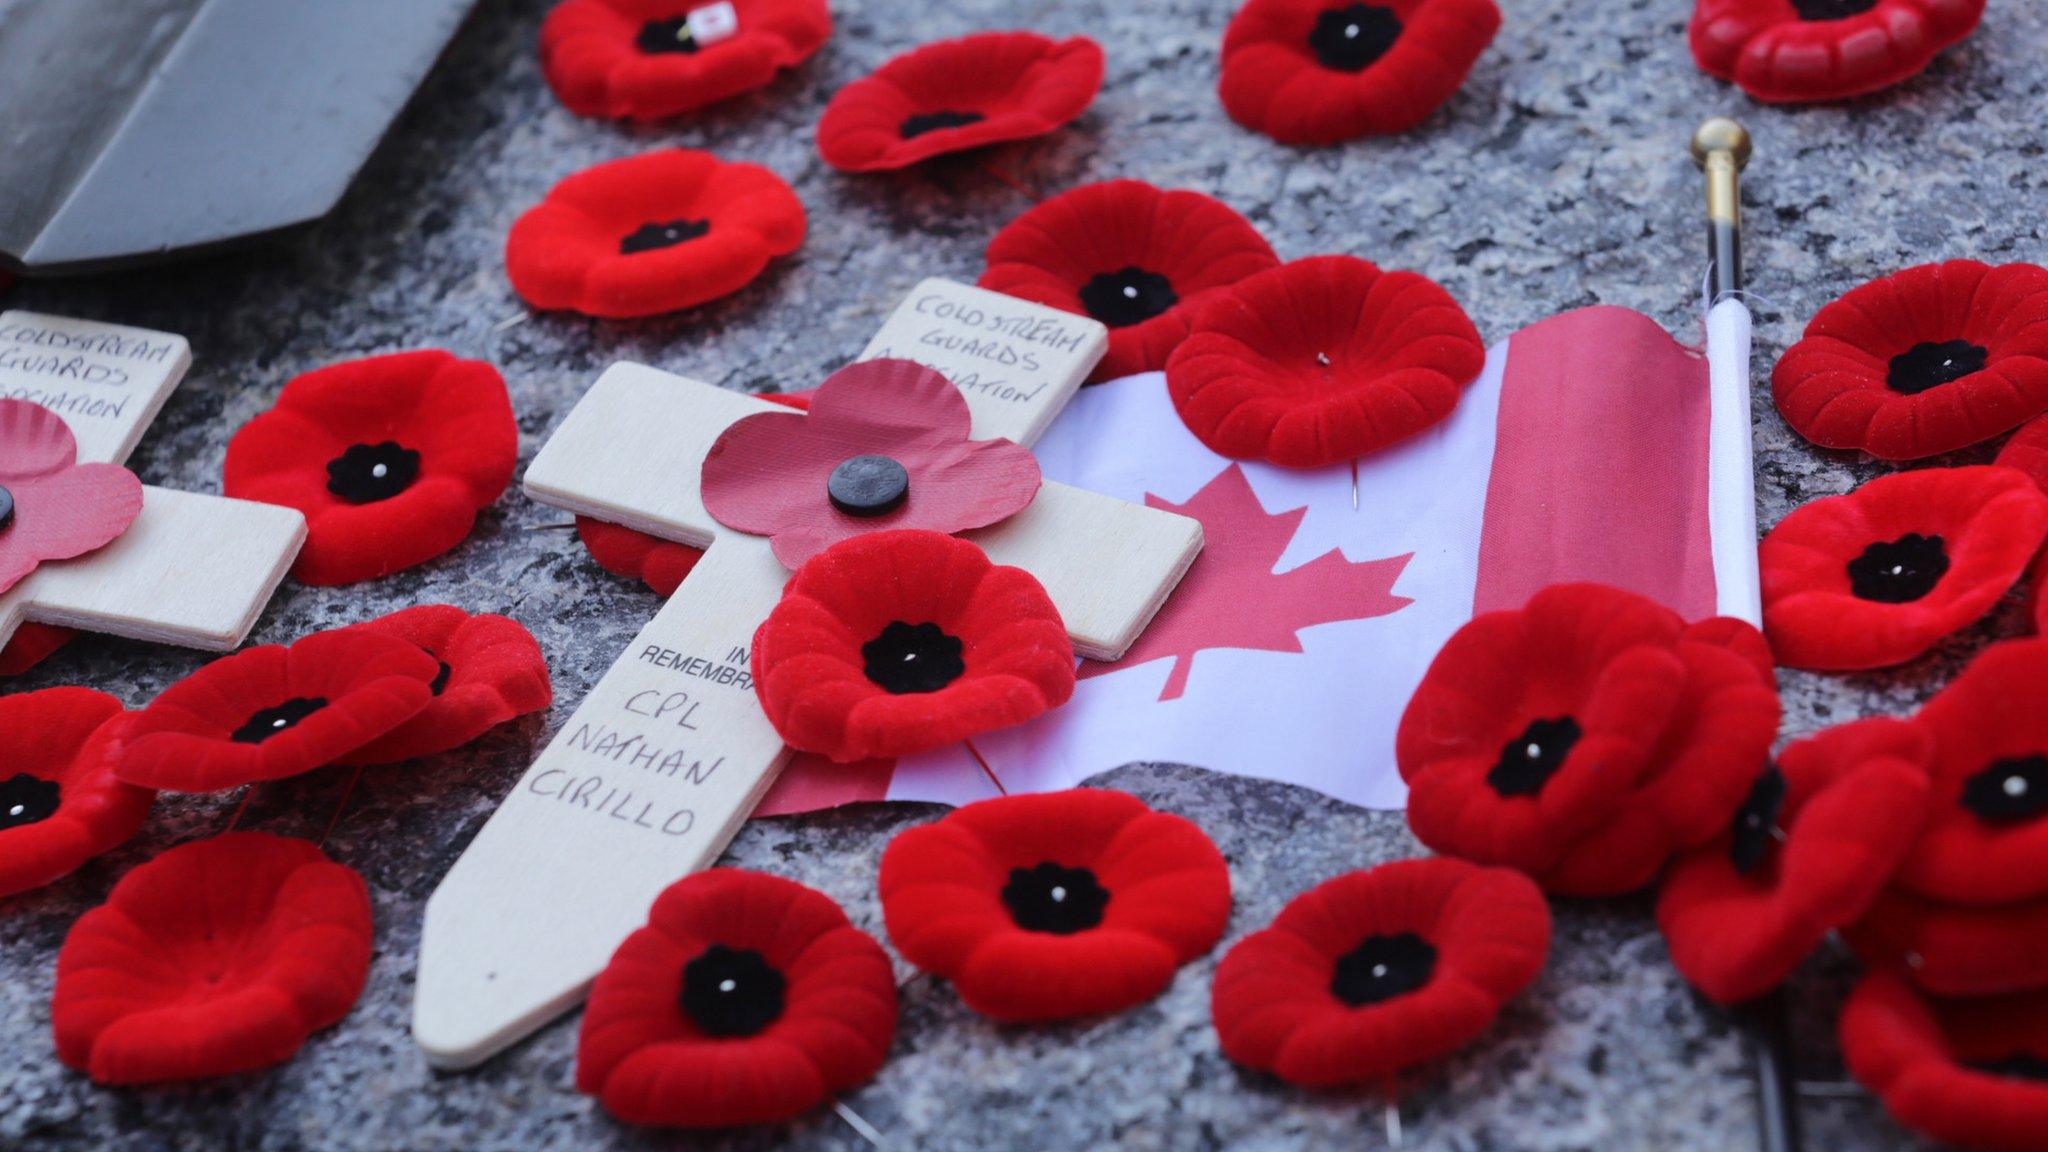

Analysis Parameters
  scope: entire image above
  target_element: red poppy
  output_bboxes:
[752,529,1075,763]
[1535,631,1783,897]
[1888,639,2048,907]
[1848,886,2048,997]
[577,868,896,1127]
[1760,466,2048,671]
[540,0,832,121]
[1211,857,1549,1087]
[1772,260,2048,461]
[879,789,1230,1022]
[978,180,1281,383]
[506,149,806,318]
[1997,411,2048,495]
[1656,718,1931,1006]
[1396,583,1692,876]
[0,689,153,899]
[1690,0,1985,105]
[0,398,144,596]
[52,832,372,1084]
[338,606,552,764]
[0,623,75,676]
[1166,255,1486,468]
[1842,972,2048,1152]
[702,359,1042,568]
[1218,0,1502,145]
[225,351,517,586]
[112,628,440,792]
[815,32,1105,173]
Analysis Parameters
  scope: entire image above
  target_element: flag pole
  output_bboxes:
[1692,117,1801,1152]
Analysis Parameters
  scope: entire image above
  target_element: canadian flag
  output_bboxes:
[761,300,1758,814]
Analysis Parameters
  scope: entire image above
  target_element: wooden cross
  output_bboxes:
[416,280,1205,1068]
[0,311,305,651]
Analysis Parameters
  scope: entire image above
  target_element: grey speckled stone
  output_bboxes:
[2,0,2042,1147]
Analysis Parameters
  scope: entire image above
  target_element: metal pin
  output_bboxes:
[491,311,530,333]
[833,1101,888,1148]
[1351,458,1361,511]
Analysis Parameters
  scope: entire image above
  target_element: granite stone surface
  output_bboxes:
[3,0,2043,1147]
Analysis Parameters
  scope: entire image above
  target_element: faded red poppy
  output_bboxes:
[752,529,1075,762]
[1773,260,2048,461]
[1219,0,1502,145]
[1690,0,1985,104]
[1166,255,1486,468]
[1657,718,1931,1005]
[506,149,805,318]
[0,623,75,676]
[1842,972,2048,1152]
[577,869,896,1127]
[225,351,517,586]
[978,180,1280,383]
[0,398,144,596]
[339,606,552,764]
[0,689,153,899]
[703,359,1041,568]
[879,789,1230,1022]
[1536,630,1782,898]
[1760,466,2048,671]
[112,629,440,792]
[540,0,832,121]
[52,832,372,1084]
[816,32,1105,173]
[1211,857,1549,1087]
[1397,583,1692,877]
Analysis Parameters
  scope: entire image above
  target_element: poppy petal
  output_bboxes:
[540,0,832,121]
[339,605,552,764]
[1690,0,1986,104]
[0,689,153,899]
[0,622,77,676]
[1842,972,2048,1152]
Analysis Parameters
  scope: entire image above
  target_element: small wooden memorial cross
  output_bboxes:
[0,312,305,651]
[416,280,1205,1068]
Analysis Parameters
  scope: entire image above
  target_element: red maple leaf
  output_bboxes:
[1080,464,1413,701]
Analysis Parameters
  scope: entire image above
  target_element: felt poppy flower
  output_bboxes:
[577,868,895,1127]
[1689,0,1985,105]
[51,832,372,1084]
[1996,411,2048,496]
[540,0,832,121]
[703,359,1042,568]
[1218,0,1503,145]
[1760,466,2048,671]
[879,789,1230,1022]
[1656,718,1931,1006]
[0,398,144,596]
[0,689,153,899]
[1847,886,2048,997]
[338,606,552,764]
[752,529,1074,762]
[506,149,806,319]
[1396,583,1693,877]
[815,32,1105,173]
[1212,857,1549,1087]
[1842,972,2048,1152]
[112,629,440,792]
[224,351,517,586]
[1773,260,2048,461]
[0,623,75,676]
[1534,629,1783,898]
[978,180,1281,384]
[1166,255,1486,468]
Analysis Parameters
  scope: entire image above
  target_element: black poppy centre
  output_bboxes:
[1309,3,1403,72]
[861,621,965,694]
[1002,861,1111,934]
[900,110,985,139]
[231,697,329,744]
[1331,932,1437,1007]
[1488,716,1582,797]
[327,441,422,505]
[1791,0,1881,20]
[1886,339,1989,395]
[1078,267,1178,329]
[679,944,787,1037]
[636,16,702,54]
[1846,533,1950,604]
[827,455,910,517]
[0,773,61,832]
[620,217,712,255]
[429,659,454,696]
[0,483,14,532]
[1729,767,1789,874]
[1961,755,2048,824]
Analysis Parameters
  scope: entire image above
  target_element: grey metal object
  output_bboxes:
[0,0,476,275]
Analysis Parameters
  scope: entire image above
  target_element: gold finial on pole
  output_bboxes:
[1691,118,1752,302]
